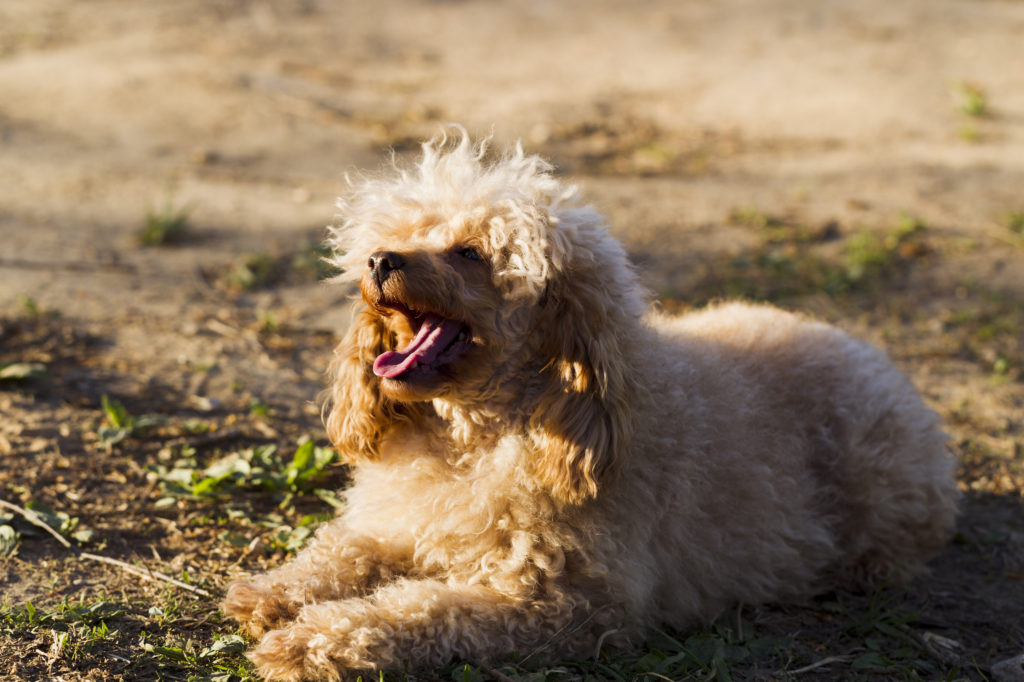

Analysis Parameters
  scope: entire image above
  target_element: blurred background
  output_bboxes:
[1,1,1023,679]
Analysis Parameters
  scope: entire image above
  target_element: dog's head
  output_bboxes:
[324,131,646,503]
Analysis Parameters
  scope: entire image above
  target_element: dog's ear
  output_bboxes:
[528,215,642,505]
[323,306,405,463]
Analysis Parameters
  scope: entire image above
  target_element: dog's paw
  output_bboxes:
[222,580,299,637]
[249,621,368,682]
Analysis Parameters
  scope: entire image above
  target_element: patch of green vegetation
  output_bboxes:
[941,291,1023,382]
[18,295,60,319]
[1006,210,1024,235]
[223,252,280,292]
[140,195,191,246]
[248,397,271,418]
[435,617,791,682]
[97,394,164,451]
[843,213,926,287]
[0,596,125,663]
[827,589,944,677]
[19,500,96,546]
[958,124,981,144]
[140,632,252,680]
[0,514,19,557]
[220,242,341,293]
[956,82,989,118]
[691,213,930,305]
[291,242,341,282]
[218,512,328,554]
[149,437,340,510]
[728,207,786,230]
[1,594,254,680]
[256,309,279,334]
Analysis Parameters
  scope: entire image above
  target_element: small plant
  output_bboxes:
[256,309,279,334]
[97,395,162,451]
[248,397,271,417]
[141,194,191,246]
[149,437,339,509]
[0,513,19,557]
[223,252,280,291]
[18,295,60,318]
[20,501,95,546]
[728,206,784,230]
[291,242,341,282]
[956,82,989,118]
[140,632,251,679]
[841,214,927,289]
[1006,211,1024,235]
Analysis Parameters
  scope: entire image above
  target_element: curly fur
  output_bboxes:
[223,130,958,681]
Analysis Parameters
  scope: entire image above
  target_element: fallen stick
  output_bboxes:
[0,498,213,599]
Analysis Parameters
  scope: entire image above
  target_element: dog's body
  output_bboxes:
[224,134,957,681]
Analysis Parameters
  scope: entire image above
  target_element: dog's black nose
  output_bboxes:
[368,250,405,289]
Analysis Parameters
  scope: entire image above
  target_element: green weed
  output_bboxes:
[141,632,252,679]
[223,252,280,292]
[221,242,340,292]
[18,295,60,318]
[440,617,793,682]
[0,596,126,662]
[842,213,926,288]
[97,395,163,451]
[141,195,190,246]
[0,512,18,557]
[692,213,929,305]
[19,500,96,546]
[1006,211,1024,235]
[3,582,255,677]
[149,437,339,509]
[248,397,271,418]
[956,82,989,118]
[291,242,341,282]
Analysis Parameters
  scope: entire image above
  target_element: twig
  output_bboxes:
[0,498,213,599]
[0,498,73,549]
[639,673,677,682]
[80,552,212,597]
[787,655,852,675]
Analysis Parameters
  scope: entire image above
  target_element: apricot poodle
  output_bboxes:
[223,131,958,680]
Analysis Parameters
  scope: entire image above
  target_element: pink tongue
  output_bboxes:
[373,314,464,379]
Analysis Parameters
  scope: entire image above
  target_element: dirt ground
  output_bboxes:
[1,1,1023,680]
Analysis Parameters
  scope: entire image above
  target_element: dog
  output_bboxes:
[223,131,958,681]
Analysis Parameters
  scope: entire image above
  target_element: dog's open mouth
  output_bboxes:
[372,311,472,380]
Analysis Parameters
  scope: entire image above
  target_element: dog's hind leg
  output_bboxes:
[831,375,958,587]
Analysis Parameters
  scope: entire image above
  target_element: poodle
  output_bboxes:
[223,131,958,681]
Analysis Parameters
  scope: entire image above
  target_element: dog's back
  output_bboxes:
[590,302,958,629]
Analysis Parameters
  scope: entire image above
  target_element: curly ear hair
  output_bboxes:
[323,306,406,462]
[528,212,645,505]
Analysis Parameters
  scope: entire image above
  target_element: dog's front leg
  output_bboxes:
[247,578,584,681]
[223,520,412,637]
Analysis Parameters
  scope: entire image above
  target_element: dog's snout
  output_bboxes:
[368,250,405,288]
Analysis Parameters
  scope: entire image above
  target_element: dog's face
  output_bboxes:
[324,133,647,503]
[356,219,531,403]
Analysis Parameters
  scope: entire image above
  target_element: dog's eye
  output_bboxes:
[457,247,483,262]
